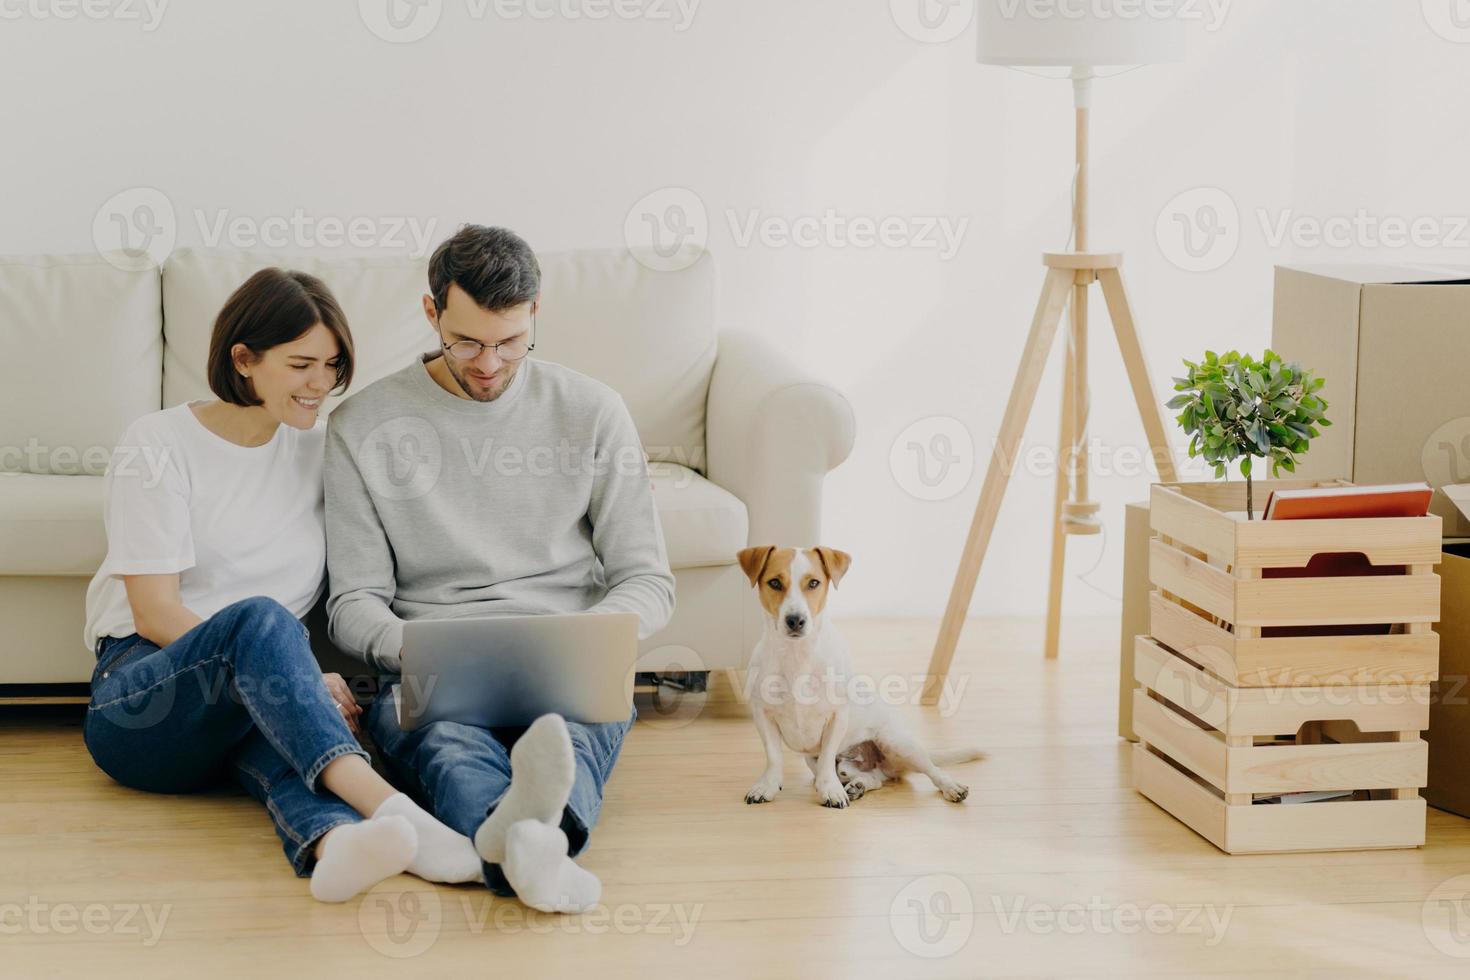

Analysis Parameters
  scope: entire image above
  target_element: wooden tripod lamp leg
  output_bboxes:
[1043,311,1077,662]
[1096,268,1179,483]
[1070,275,1091,508]
[923,266,1075,706]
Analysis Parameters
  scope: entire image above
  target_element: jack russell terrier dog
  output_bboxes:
[737,545,984,808]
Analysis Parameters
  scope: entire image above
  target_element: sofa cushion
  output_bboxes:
[0,254,162,475]
[532,249,716,473]
[0,464,746,578]
[160,247,716,473]
[650,462,747,570]
[0,474,106,575]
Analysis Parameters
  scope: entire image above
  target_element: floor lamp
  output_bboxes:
[923,4,1186,705]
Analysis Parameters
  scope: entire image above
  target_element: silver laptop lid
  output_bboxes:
[397,612,639,730]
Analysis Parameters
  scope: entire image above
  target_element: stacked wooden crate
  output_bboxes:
[1132,479,1441,854]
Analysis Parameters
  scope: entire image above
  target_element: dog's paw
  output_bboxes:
[817,780,849,808]
[940,781,969,803]
[745,779,781,804]
[845,780,867,802]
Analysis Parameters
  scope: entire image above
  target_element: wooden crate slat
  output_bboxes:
[1150,482,1236,561]
[1134,638,1431,737]
[1233,516,1443,569]
[1149,538,1234,624]
[1234,573,1440,628]
[1147,591,1439,687]
[1133,636,1231,731]
[1147,591,1238,680]
[1228,685,1431,739]
[1233,631,1438,688]
[1224,798,1425,853]
[1226,739,1427,795]
[1132,690,1228,789]
[1133,743,1228,850]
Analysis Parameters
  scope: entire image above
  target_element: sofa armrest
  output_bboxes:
[705,329,856,547]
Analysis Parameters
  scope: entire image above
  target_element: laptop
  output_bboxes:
[395,611,640,731]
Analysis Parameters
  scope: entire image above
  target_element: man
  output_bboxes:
[324,225,675,912]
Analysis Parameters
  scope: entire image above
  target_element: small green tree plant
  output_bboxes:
[1167,349,1330,519]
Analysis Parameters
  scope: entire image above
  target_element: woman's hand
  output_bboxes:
[322,672,363,737]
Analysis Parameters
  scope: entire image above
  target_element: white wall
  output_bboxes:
[3,0,1468,618]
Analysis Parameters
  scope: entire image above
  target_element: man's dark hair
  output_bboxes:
[427,225,541,314]
[207,267,354,406]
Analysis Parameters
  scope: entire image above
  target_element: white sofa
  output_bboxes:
[0,247,855,684]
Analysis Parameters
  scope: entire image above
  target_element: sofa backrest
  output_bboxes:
[160,247,717,471]
[0,254,162,475]
[160,249,435,420]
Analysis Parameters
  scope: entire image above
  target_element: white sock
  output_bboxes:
[375,793,483,885]
[473,714,575,864]
[502,819,602,914]
[309,815,416,904]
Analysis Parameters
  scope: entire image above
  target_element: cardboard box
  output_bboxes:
[1428,540,1470,819]
[1272,265,1470,536]
[1117,499,1150,741]
[1428,485,1470,818]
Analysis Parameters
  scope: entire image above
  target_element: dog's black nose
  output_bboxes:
[784,613,807,633]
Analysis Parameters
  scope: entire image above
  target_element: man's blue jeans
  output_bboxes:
[366,681,633,897]
[83,596,371,876]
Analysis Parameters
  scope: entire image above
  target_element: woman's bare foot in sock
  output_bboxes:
[473,714,575,864]
[502,819,601,914]
[309,815,416,903]
[375,793,482,884]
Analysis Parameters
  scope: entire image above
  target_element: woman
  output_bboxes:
[82,268,480,902]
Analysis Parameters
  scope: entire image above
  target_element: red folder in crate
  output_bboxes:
[1262,482,1434,521]
[1258,482,1433,636]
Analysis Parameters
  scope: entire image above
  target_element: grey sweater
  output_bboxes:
[324,354,676,673]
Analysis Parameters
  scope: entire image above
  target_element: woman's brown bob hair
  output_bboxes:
[207,268,355,406]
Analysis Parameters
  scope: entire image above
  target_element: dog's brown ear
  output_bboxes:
[813,547,852,587]
[737,546,776,588]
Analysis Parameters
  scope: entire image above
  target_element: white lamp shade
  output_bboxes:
[977,0,1185,68]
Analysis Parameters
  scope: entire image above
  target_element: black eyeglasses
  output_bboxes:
[436,310,536,362]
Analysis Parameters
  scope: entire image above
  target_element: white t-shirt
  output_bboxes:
[83,403,328,650]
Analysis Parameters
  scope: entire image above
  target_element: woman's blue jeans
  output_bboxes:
[83,596,371,876]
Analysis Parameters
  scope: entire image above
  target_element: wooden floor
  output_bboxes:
[6,615,1470,978]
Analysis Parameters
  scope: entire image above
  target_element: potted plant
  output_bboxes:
[1167,349,1330,519]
